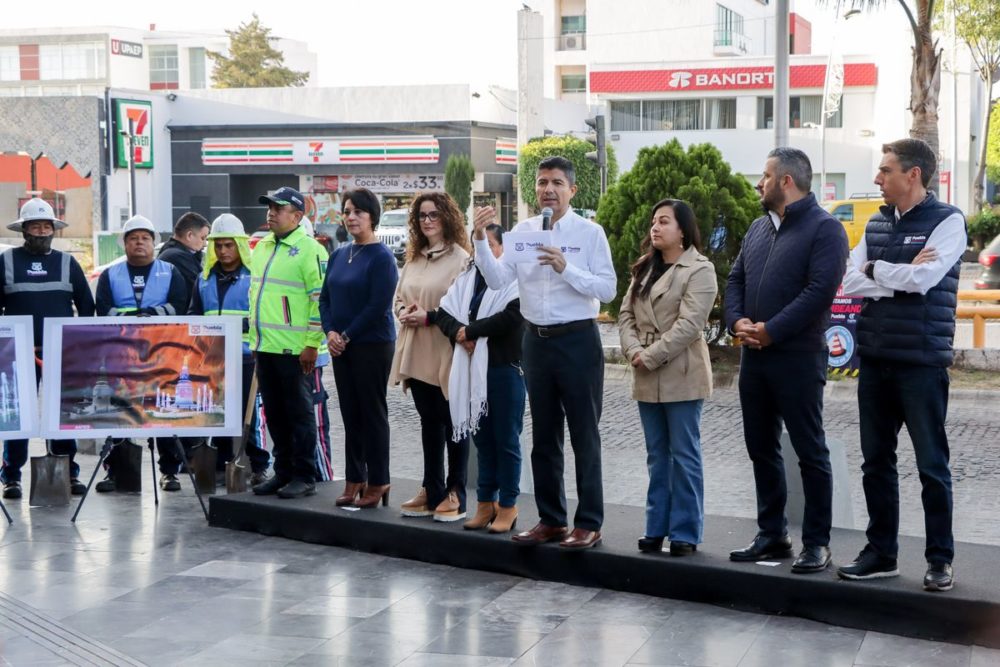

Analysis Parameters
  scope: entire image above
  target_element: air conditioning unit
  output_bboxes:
[560,33,586,51]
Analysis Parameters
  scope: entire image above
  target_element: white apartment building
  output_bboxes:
[0,25,317,96]
[537,0,985,213]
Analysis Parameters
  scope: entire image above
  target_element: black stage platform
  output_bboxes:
[209,477,1000,648]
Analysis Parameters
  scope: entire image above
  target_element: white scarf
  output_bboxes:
[439,262,519,442]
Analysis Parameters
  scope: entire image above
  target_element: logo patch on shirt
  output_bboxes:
[26,262,47,277]
[288,247,300,257]
[561,246,582,254]
[132,275,146,288]
[902,234,927,245]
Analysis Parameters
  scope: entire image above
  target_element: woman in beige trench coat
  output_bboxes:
[619,198,717,556]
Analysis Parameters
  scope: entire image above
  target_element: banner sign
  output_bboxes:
[827,285,864,376]
[0,316,39,440]
[338,174,444,193]
[495,139,518,165]
[113,99,154,169]
[590,63,877,93]
[201,136,440,166]
[41,317,243,439]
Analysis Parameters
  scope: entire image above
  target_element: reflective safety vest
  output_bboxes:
[1,248,72,296]
[249,225,328,355]
[108,259,173,314]
[198,266,252,354]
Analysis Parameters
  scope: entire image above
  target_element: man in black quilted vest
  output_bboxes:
[725,147,849,574]
[838,138,966,592]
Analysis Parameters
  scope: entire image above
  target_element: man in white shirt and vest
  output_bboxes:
[473,155,617,549]
[838,138,966,592]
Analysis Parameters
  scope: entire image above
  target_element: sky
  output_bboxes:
[2,0,528,88]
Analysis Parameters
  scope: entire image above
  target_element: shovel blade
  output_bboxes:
[189,443,218,496]
[225,460,248,494]
[29,454,71,507]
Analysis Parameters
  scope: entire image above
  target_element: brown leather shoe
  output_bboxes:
[464,501,498,530]
[560,528,602,549]
[400,487,432,517]
[511,522,567,546]
[335,481,365,507]
[354,484,390,509]
[489,505,518,533]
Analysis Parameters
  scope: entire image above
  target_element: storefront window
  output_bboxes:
[642,99,702,131]
[705,98,737,129]
[610,101,641,132]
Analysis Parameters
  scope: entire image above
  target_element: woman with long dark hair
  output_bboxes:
[618,198,717,556]
[391,192,472,521]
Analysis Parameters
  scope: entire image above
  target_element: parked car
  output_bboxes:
[374,208,410,265]
[975,232,1000,290]
[823,196,884,249]
[248,227,269,250]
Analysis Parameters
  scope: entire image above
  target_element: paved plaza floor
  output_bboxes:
[1,370,999,665]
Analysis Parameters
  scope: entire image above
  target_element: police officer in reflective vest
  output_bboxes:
[0,198,95,499]
[93,215,189,492]
[189,214,270,484]
[249,187,328,499]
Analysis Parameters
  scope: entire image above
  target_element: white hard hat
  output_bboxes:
[8,197,67,232]
[119,215,157,247]
[208,213,248,239]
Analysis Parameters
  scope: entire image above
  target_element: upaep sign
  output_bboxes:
[110,39,143,58]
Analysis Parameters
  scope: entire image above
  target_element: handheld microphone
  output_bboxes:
[541,207,553,231]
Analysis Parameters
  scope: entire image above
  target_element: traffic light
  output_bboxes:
[584,114,607,194]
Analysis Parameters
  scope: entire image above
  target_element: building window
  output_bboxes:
[705,98,737,129]
[38,42,105,80]
[643,99,702,131]
[757,97,774,129]
[561,73,587,94]
[189,47,206,89]
[610,100,641,131]
[790,94,842,128]
[149,44,179,90]
[715,4,745,47]
[561,15,586,35]
[0,46,18,81]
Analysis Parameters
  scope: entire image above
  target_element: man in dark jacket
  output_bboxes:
[837,138,965,592]
[724,147,849,574]
[158,212,209,304]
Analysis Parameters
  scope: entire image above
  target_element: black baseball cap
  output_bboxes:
[259,187,305,212]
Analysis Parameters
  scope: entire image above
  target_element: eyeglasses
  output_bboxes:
[418,211,441,222]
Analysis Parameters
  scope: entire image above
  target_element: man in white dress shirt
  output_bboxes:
[837,138,966,592]
[472,155,616,549]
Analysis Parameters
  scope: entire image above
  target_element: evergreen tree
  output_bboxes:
[208,14,309,88]
[445,154,475,219]
[597,139,760,336]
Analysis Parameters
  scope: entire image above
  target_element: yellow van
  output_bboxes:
[823,197,885,248]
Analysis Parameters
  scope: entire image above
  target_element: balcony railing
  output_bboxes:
[713,30,751,55]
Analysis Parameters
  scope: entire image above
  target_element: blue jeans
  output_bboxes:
[858,358,954,564]
[473,363,525,508]
[638,400,705,544]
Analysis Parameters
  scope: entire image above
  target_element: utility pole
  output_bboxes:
[774,0,790,148]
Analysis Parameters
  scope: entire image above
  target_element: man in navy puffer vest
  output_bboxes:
[725,147,848,574]
[837,139,966,593]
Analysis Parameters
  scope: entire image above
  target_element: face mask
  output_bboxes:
[23,233,53,255]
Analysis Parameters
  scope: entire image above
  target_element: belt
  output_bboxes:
[526,318,594,339]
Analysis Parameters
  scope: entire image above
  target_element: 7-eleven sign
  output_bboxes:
[113,99,154,169]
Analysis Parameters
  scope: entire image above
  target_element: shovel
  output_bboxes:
[226,367,258,494]
[29,441,71,507]
[189,438,218,496]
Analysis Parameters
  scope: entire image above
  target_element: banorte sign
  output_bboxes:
[590,64,877,93]
[666,68,775,90]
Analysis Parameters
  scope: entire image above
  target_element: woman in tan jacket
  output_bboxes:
[392,192,471,522]
[618,198,717,556]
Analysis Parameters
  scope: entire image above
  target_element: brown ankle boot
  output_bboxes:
[489,505,518,533]
[355,484,390,509]
[335,481,365,507]
[463,501,498,530]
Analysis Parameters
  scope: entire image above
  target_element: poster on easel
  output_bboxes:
[0,316,39,440]
[40,317,242,439]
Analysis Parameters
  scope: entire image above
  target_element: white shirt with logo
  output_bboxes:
[474,210,617,326]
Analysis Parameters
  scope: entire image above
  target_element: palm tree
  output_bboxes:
[824,1,942,191]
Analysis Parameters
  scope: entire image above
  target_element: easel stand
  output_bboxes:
[0,497,12,525]
[71,436,209,522]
